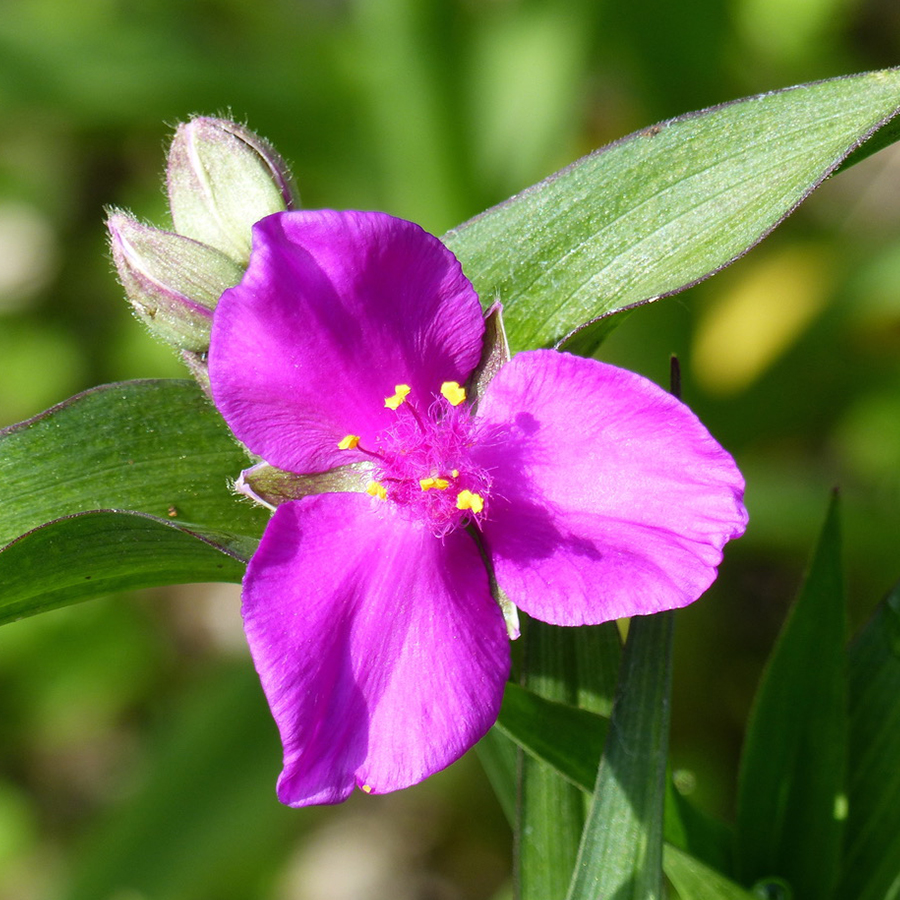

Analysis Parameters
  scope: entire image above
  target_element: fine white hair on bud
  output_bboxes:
[107,211,243,350]
[166,117,300,266]
[107,116,299,366]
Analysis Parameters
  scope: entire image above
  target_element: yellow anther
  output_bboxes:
[384,384,411,410]
[361,784,372,794]
[441,381,466,406]
[366,480,388,501]
[456,490,484,514]
[451,469,459,478]
[338,434,361,450]
[419,476,450,491]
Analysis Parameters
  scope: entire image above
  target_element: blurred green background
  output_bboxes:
[2,0,900,897]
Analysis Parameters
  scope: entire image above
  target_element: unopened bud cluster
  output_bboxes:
[108,118,298,377]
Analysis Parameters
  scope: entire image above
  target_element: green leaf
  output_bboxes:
[0,379,266,546]
[567,611,674,900]
[0,379,266,616]
[571,619,622,719]
[836,110,900,174]
[444,69,900,353]
[664,844,757,900]
[515,619,621,900]
[736,496,847,898]
[0,511,248,625]
[476,728,519,828]
[665,776,735,878]
[492,683,749,898]
[837,581,900,900]
[495,682,608,793]
[515,622,590,900]
[493,672,739,888]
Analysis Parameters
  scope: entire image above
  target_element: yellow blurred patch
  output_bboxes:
[692,246,831,395]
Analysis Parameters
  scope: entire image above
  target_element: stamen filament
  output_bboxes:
[404,401,426,432]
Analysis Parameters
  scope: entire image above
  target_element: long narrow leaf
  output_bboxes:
[736,496,847,898]
[567,611,674,900]
[0,379,266,547]
[0,511,248,624]
[0,379,265,618]
[444,69,900,352]
[477,729,519,827]
[665,777,734,878]
[495,682,608,793]
[664,845,757,900]
[496,682,737,877]
[513,619,621,900]
[837,581,900,900]
[516,621,590,900]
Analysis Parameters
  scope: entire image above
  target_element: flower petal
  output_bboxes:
[209,210,484,474]
[242,493,509,806]
[475,350,747,624]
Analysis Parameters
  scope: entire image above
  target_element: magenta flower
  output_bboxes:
[208,209,747,807]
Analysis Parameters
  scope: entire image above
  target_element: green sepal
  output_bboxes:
[467,302,512,408]
[236,460,372,509]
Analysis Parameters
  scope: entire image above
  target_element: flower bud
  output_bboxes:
[166,117,298,265]
[108,211,244,350]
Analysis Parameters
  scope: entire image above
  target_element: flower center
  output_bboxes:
[339,382,489,536]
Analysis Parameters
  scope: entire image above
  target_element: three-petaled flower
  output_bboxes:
[208,209,747,807]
